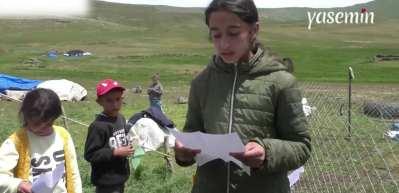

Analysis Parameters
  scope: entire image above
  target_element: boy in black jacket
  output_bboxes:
[84,79,134,193]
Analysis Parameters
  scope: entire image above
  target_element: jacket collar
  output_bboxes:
[211,47,265,74]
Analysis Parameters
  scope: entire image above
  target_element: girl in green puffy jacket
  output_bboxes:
[174,0,311,193]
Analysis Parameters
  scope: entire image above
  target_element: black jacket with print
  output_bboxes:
[84,113,130,186]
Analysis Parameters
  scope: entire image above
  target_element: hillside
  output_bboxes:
[0,0,398,84]
[258,0,399,22]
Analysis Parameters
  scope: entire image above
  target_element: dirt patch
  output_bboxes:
[0,47,6,54]
[175,68,201,77]
[374,54,399,62]
[344,40,374,44]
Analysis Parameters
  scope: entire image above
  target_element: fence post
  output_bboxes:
[164,136,174,172]
[61,104,70,130]
[348,67,355,137]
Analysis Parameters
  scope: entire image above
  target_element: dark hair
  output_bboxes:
[205,0,262,50]
[205,0,259,26]
[19,88,62,126]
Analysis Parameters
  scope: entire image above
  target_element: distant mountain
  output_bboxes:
[91,0,398,25]
[374,0,399,19]
[91,1,205,29]
[257,0,399,22]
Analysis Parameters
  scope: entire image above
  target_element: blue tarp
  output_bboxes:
[0,74,42,93]
[47,50,58,59]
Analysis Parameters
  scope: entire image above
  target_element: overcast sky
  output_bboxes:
[101,0,374,8]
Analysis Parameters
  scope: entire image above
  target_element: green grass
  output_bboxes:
[0,1,399,192]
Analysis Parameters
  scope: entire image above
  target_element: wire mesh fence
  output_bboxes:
[292,81,399,193]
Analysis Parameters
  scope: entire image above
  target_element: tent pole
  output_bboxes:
[61,104,70,130]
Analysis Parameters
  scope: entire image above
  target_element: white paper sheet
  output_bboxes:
[171,130,251,175]
[32,163,65,193]
[288,166,305,187]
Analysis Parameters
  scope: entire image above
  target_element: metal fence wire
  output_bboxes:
[292,80,399,193]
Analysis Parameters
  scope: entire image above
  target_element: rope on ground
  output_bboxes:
[0,92,90,127]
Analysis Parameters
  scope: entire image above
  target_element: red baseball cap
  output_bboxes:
[96,79,125,97]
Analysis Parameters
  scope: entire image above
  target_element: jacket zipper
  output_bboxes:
[227,63,238,193]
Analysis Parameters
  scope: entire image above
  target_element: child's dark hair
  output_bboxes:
[19,88,62,126]
[205,0,259,26]
[205,0,262,49]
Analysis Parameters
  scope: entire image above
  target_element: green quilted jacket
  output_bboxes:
[181,47,311,193]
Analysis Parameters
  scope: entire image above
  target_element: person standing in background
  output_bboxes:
[147,73,164,112]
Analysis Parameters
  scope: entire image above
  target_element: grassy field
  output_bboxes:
[0,1,399,192]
